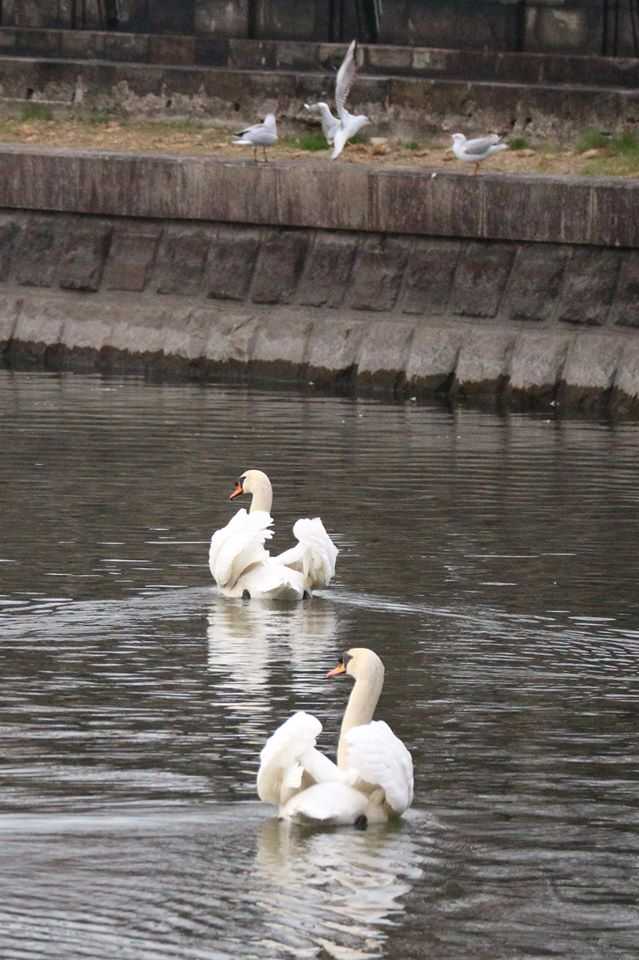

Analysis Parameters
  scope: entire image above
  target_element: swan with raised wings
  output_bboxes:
[208,469,338,601]
[257,648,414,826]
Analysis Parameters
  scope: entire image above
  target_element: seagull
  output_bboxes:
[305,39,370,160]
[451,133,508,174]
[232,113,278,162]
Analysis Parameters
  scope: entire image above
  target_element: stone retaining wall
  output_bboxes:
[1,147,638,414]
[2,205,639,414]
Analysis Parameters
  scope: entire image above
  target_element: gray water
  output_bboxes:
[1,369,639,960]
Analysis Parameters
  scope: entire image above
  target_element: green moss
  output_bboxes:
[403,140,420,151]
[575,129,610,153]
[508,136,529,151]
[285,132,327,152]
[20,102,53,123]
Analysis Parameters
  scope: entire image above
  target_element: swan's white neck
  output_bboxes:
[337,659,384,768]
[248,474,273,514]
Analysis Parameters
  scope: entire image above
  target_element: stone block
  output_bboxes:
[227,39,275,70]
[102,228,161,292]
[275,162,371,232]
[0,294,20,350]
[297,233,359,308]
[348,237,411,312]
[163,308,214,361]
[504,244,571,323]
[204,311,261,367]
[0,217,19,281]
[206,226,261,301]
[106,304,175,357]
[251,314,312,378]
[561,333,627,406]
[611,252,639,328]
[194,36,228,66]
[60,299,114,352]
[0,31,16,53]
[12,297,65,353]
[612,340,639,406]
[61,30,104,61]
[14,219,63,288]
[274,41,319,71]
[357,320,415,389]
[251,230,309,304]
[103,33,149,63]
[196,1,249,37]
[454,329,516,394]
[450,243,516,318]
[148,36,196,67]
[401,239,461,315]
[154,228,212,296]
[366,46,413,73]
[306,317,366,383]
[15,28,60,56]
[58,224,112,292]
[558,248,621,326]
[483,178,593,246]
[509,331,573,394]
[405,325,463,393]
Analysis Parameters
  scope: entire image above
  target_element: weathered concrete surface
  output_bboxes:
[0,52,637,141]
[0,148,638,250]
[3,31,639,89]
[2,203,639,414]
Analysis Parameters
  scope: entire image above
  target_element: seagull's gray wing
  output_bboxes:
[235,121,263,137]
[335,39,358,122]
[463,135,502,155]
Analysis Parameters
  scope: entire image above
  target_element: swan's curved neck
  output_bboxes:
[249,475,273,514]
[337,662,384,768]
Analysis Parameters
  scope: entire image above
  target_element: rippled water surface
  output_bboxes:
[2,369,639,959]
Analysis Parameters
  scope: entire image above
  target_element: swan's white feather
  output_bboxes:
[276,517,339,589]
[257,711,322,805]
[281,781,368,824]
[345,720,414,815]
[208,509,272,589]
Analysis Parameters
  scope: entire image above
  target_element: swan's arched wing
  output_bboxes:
[335,39,358,121]
[209,509,273,589]
[276,518,338,589]
[282,780,368,824]
[257,711,322,805]
[346,720,414,814]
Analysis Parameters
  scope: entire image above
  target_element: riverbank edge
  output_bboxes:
[0,147,638,415]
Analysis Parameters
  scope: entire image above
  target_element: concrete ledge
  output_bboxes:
[4,289,639,414]
[0,147,638,249]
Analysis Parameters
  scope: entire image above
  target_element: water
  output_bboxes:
[1,369,639,959]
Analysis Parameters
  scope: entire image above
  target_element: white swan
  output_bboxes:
[257,648,414,826]
[208,469,338,601]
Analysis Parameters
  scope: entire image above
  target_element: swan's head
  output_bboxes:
[229,469,273,514]
[327,647,384,683]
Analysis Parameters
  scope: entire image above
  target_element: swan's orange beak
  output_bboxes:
[326,660,346,679]
[229,481,244,501]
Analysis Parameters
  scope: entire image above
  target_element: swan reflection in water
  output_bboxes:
[206,599,340,732]
[252,816,422,959]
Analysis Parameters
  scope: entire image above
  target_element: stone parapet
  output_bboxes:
[0,148,637,249]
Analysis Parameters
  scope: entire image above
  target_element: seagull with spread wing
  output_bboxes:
[304,39,370,160]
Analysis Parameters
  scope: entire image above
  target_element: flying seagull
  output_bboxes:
[232,113,278,162]
[451,133,508,174]
[305,39,370,160]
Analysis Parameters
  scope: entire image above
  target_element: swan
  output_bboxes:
[257,648,414,827]
[208,469,338,601]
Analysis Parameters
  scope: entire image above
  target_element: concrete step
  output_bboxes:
[0,54,636,143]
[2,28,639,90]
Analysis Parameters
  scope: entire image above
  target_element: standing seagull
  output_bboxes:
[232,113,278,162]
[451,133,508,174]
[305,40,370,160]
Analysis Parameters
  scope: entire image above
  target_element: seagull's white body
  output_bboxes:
[209,469,338,601]
[257,649,414,826]
[232,113,278,161]
[305,40,370,160]
[451,132,508,173]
